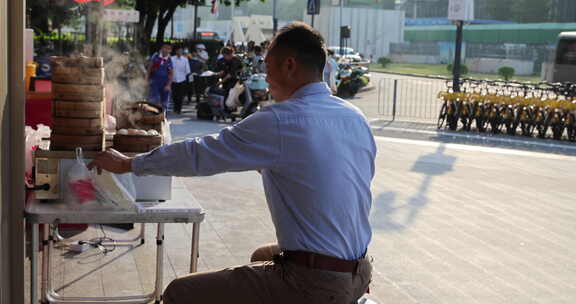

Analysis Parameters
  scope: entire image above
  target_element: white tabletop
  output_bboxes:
[25,195,205,224]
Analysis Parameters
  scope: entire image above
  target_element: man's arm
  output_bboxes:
[89,110,281,176]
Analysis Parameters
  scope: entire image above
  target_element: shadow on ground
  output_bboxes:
[370,144,456,231]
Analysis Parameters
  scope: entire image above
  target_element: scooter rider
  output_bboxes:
[250,45,266,73]
[215,46,243,99]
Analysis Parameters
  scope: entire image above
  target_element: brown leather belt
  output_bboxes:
[280,250,360,273]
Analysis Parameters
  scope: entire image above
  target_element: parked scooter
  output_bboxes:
[336,63,370,99]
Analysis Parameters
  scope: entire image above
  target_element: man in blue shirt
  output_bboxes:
[89,22,376,304]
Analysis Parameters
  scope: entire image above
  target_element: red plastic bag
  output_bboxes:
[66,148,98,209]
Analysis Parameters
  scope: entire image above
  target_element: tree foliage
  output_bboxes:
[484,0,552,23]
[27,0,82,35]
[134,0,255,53]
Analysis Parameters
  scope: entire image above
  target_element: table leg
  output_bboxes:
[190,222,200,273]
[40,225,49,303]
[139,223,146,245]
[31,223,39,304]
[46,225,54,296]
[154,223,165,303]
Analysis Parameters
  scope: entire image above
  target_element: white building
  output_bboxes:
[303,7,404,60]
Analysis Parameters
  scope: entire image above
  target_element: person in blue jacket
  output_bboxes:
[147,43,174,110]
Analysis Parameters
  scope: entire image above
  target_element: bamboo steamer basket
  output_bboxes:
[52,66,105,85]
[117,102,164,131]
[125,102,165,124]
[52,126,104,136]
[52,117,103,129]
[53,101,103,119]
[113,134,162,153]
[51,56,104,68]
[53,100,103,111]
[52,83,104,102]
[52,101,105,135]
[50,134,105,151]
[137,103,164,124]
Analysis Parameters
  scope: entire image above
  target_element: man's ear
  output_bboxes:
[285,57,297,76]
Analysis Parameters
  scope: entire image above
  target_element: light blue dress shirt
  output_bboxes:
[132,82,376,260]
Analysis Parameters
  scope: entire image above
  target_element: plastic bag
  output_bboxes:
[66,148,140,212]
[66,148,99,209]
[25,126,41,186]
[92,171,141,212]
[225,82,245,108]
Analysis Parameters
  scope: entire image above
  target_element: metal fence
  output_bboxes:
[378,77,448,123]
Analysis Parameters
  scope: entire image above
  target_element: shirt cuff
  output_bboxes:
[131,153,152,176]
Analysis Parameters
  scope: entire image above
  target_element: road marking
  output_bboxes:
[374,135,576,160]
[372,125,576,151]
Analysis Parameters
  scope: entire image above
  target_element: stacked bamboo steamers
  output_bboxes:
[50,57,106,151]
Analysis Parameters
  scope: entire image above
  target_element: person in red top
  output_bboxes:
[147,43,174,111]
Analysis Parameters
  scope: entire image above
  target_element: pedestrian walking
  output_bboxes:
[170,46,191,114]
[147,43,174,111]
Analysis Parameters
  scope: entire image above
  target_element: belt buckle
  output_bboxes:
[272,252,285,265]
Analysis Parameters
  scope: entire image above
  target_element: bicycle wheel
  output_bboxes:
[437,103,448,129]
[552,124,565,140]
[567,114,576,141]
[448,102,459,131]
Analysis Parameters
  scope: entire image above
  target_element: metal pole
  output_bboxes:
[311,14,315,28]
[193,4,198,40]
[453,20,464,92]
[339,0,343,56]
[190,223,201,273]
[31,224,39,304]
[273,0,278,35]
[154,223,165,302]
[392,79,398,121]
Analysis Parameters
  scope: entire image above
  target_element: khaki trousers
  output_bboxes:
[163,244,372,304]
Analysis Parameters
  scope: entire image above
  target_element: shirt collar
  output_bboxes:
[290,82,331,99]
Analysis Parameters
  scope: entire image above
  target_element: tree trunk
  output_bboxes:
[155,6,176,46]
[135,0,158,55]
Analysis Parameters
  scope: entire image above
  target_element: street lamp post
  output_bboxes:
[447,0,474,93]
[339,0,343,56]
[453,20,463,92]
[193,3,198,39]
[273,0,278,36]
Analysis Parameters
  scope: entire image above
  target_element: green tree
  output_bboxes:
[484,0,552,23]
[133,0,256,53]
[511,0,552,23]
[27,0,80,35]
[485,0,515,22]
[498,66,515,81]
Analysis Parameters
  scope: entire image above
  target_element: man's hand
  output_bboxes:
[87,148,133,174]
[164,84,171,92]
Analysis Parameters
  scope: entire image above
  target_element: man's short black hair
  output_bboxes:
[221,46,234,56]
[254,45,262,54]
[269,22,326,75]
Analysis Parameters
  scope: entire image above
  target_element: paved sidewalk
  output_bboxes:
[25,104,576,304]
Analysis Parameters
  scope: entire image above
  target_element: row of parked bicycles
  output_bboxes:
[437,79,576,141]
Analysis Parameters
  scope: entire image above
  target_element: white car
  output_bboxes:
[327,46,363,62]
